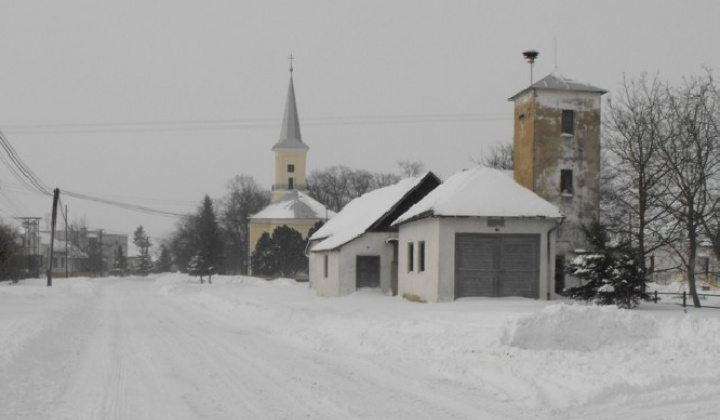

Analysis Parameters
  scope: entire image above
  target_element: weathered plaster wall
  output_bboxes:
[533,90,601,255]
[513,89,602,256]
[513,91,536,191]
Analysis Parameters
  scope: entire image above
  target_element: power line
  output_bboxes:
[62,190,185,218]
[0,129,52,195]
[0,112,512,135]
[0,129,186,219]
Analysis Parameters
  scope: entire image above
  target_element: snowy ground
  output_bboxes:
[1,275,719,420]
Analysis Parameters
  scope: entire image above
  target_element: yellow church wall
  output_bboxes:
[248,219,318,256]
[273,149,307,193]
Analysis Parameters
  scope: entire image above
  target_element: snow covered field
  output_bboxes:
[1,275,719,419]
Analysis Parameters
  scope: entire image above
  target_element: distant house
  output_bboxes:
[41,230,128,277]
[39,233,88,277]
[308,172,441,297]
[392,166,564,303]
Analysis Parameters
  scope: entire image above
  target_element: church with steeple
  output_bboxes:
[248,64,335,271]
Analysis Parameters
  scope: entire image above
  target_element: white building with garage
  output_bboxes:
[392,166,564,303]
[308,172,441,297]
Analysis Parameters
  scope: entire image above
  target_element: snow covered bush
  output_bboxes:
[563,223,652,309]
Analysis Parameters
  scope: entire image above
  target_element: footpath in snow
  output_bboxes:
[1,274,719,419]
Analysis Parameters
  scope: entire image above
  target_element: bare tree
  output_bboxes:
[220,175,270,274]
[481,140,514,170]
[657,73,720,307]
[307,165,400,212]
[398,160,426,177]
[603,74,673,278]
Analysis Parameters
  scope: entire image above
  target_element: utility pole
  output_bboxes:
[98,229,104,277]
[46,188,60,287]
[65,205,69,278]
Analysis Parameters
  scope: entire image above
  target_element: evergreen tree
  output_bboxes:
[308,220,325,239]
[250,232,276,277]
[250,225,307,278]
[272,225,307,277]
[133,225,153,275]
[563,222,652,309]
[114,244,127,274]
[155,244,173,273]
[169,214,198,274]
[192,195,224,283]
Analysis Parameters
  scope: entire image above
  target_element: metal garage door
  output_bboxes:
[356,256,380,289]
[455,234,539,299]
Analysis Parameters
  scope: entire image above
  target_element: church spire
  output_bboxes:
[273,58,309,151]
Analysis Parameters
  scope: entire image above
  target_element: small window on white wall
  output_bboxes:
[408,242,414,272]
[323,254,328,278]
[418,241,425,272]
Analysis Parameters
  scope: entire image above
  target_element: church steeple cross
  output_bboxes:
[288,54,296,73]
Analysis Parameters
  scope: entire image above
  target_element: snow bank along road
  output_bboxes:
[2,275,720,419]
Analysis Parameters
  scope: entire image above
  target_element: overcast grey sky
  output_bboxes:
[1,0,719,242]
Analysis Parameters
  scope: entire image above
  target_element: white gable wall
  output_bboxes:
[309,232,397,297]
[399,217,560,303]
[398,217,442,302]
[309,248,341,297]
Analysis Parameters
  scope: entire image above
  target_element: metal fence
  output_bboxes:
[652,291,720,309]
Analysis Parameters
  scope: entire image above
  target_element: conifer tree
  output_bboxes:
[563,222,651,308]
[133,225,153,275]
[271,225,306,278]
[155,244,173,273]
[250,232,276,277]
[250,225,307,278]
[192,195,224,283]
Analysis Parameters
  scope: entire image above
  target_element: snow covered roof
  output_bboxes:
[509,71,607,101]
[39,233,88,258]
[272,75,309,151]
[250,190,335,221]
[392,166,564,225]
[310,172,439,252]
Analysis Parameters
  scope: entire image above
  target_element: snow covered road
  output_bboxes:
[2,275,720,419]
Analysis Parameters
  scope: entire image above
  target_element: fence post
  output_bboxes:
[654,290,658,303]
[683,291,687,308]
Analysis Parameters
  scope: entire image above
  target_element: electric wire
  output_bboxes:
[0,129,52,195]
[0,130,186,219]
[1,112,512,135]
[62,190,185,218]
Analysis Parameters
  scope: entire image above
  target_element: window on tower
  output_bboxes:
[287,164,295,173]
[560,169,573,195]
[561,109,574,135]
